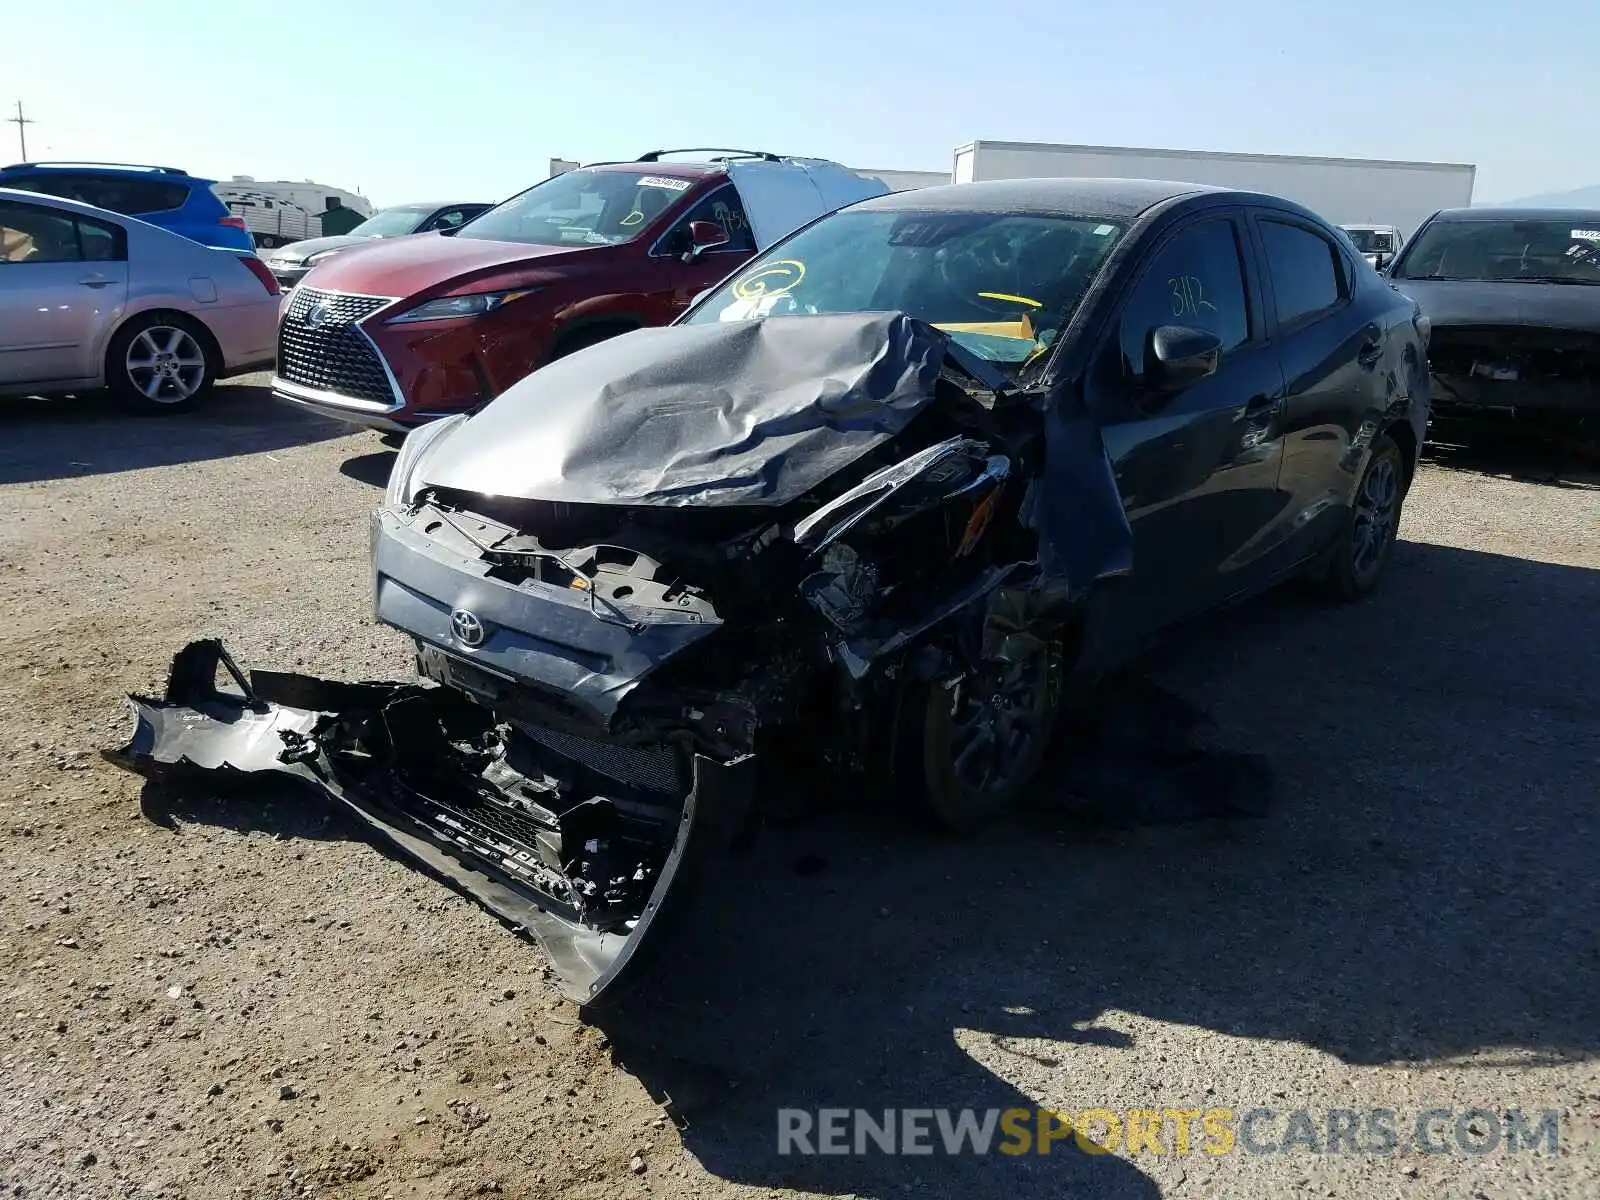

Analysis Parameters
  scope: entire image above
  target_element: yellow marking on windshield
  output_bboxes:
[620,211,644,227]
[934,313,1035,341]
[978,291,1042,308]
[732,259,806,301]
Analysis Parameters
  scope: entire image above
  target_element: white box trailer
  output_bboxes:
[855,167,951,192]
[953,139,1476,242]
[213,177,375,248]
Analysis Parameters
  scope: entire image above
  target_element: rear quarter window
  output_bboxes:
[1259,219,1345,326]
[5,174,189,216]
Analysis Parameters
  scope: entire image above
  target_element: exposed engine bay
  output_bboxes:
[110,313,1133,1004]
[1429,325,1600,421]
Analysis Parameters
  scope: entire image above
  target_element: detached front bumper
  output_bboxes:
[105,641,753,1006]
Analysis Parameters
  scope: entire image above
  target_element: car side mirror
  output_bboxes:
[1146,325,1221,394]
[682,220,730,262]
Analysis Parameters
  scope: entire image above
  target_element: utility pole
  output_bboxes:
[8,101,35,160]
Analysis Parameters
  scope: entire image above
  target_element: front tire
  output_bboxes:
[1321,433,1406,600]
[898,631,1062,833]
[106,313,216,413]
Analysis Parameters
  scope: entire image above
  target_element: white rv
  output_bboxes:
[212,177,374,248]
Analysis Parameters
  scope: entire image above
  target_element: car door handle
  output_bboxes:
[1240,394,1279,420]
[78,275,115,289]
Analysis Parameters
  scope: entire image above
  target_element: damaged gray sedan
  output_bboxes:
[111,180,1430,1004]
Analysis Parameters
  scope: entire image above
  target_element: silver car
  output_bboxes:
[0,187,279,411]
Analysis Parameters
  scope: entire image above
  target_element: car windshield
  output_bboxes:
[349,206,433,237]
[1395,217,1600,282]
[683,209,1127,373]
[454,170,694,247]
[1344,228,1395,254]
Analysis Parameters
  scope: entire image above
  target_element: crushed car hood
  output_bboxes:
[413,313,947,506]
[1393,278,1600,331]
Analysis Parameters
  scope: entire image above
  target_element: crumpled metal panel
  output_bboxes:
[411,312,946,508]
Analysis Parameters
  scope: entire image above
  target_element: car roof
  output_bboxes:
[585,161,719,180]
[853,177,1230,219]
[1428,206,1600,224]
[1,161,209,183]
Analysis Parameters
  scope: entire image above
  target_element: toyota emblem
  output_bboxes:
[303,302,331,328]
[450,608,486,648]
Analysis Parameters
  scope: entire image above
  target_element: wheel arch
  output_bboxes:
[105,307,224,377]
[1383,416,1419,492]
[546,312,644,363]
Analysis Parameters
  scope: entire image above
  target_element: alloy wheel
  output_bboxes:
[1351,455,1400,575]
[125,326,207,404]
[945,644,1054,803]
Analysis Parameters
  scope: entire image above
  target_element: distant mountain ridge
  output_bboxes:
[1490,184,1600,208]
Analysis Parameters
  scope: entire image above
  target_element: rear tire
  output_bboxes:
[105,313,217,413]
[896,629,1062,833]
[1320,434,1406,600]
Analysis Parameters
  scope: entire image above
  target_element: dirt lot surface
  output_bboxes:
[3,378,1598,1200]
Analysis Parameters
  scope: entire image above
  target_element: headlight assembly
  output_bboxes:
[386,288,541,324]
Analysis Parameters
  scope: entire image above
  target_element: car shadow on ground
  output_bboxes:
[0,380,353,485]
[585,537,1600,1198]
[1422,425,1600,490]
[127,537,1600,1199]
[339,447,397,489]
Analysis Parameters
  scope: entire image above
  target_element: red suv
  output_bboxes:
[271,151,886,431]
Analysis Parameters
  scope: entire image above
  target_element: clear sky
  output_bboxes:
[2,0,1591,208]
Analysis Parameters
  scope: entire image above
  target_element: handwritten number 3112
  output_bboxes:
[1168,275,1217,319]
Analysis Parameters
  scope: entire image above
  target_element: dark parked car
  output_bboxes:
[1387,206,1600,434]
[114,179,1431,1004]
[259,201,493,289]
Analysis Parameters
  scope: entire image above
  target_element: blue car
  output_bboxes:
[0,161,255,252]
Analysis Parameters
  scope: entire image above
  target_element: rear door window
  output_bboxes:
[0,200,125,263]
[7,173,187,216]
[1259,219,1345,326]
[1117,218,1251,380]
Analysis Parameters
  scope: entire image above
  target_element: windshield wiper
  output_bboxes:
[1506,275,1600,285]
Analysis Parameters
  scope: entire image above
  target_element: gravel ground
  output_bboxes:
[1,377,1597,1200]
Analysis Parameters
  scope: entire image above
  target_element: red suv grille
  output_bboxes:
[277,287,395,406]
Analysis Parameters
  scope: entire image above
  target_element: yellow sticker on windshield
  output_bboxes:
[977,291,1042,308]
[620,211,644,226]
[733,259,806,301]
